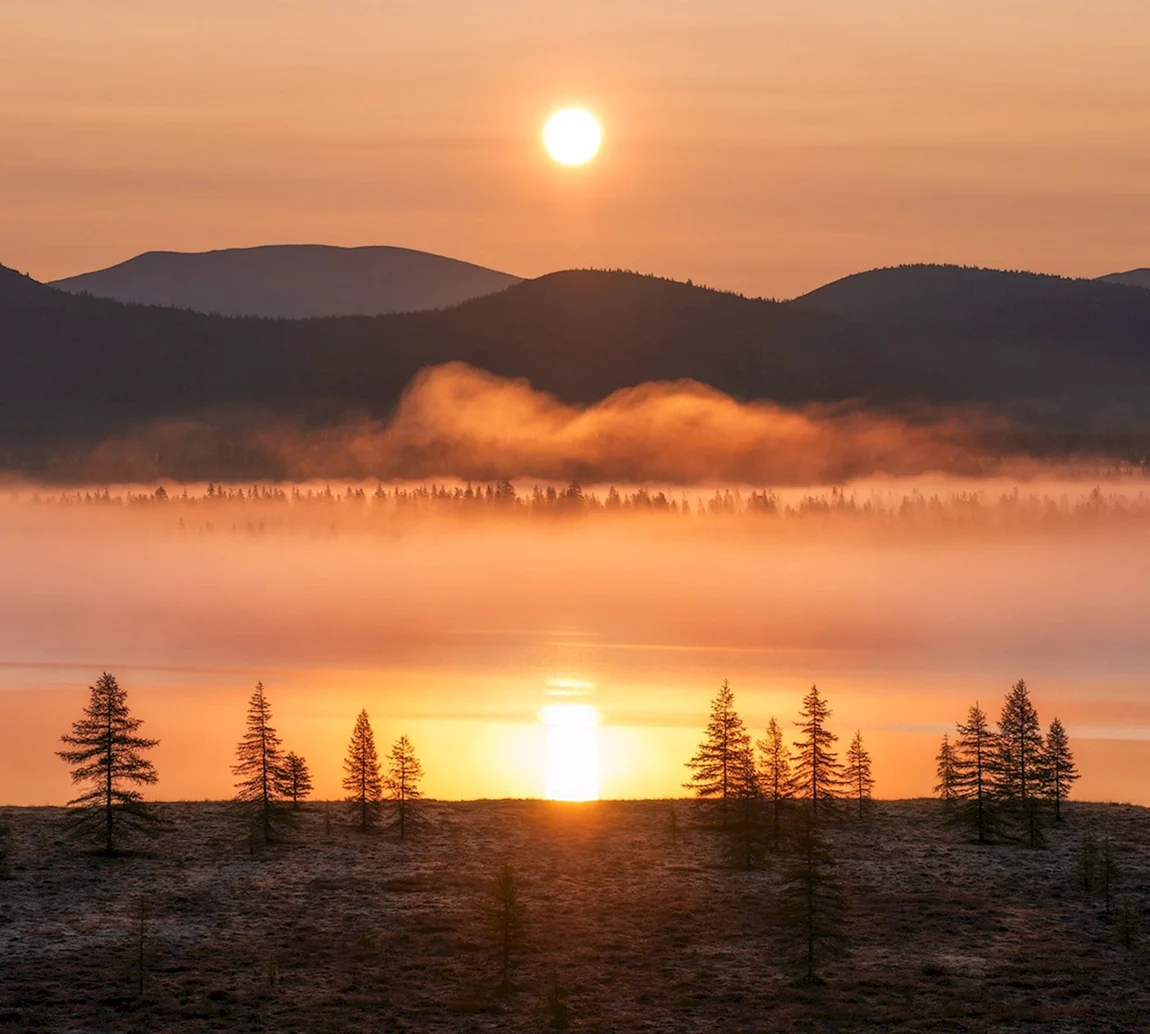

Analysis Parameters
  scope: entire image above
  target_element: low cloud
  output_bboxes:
[61,362,1030,484]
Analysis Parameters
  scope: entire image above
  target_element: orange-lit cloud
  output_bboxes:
[67,362,1018,485]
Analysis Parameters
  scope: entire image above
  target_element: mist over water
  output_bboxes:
[2,475,1149,806]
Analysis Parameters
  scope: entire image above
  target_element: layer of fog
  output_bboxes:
[41,361,1091,485]
[3,475,1150,805]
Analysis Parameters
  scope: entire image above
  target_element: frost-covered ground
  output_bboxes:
[0,799,1147,1032]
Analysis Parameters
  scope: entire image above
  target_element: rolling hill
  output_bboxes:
[48,244,522,317]
[5,262,1150,477]
[1098,268,1150,290]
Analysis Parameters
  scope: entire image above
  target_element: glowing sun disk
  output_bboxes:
[541,703,600,801]
[543,108,601,166]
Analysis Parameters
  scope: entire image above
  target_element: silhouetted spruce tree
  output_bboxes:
[684,679,753,826]
[343,709,383,830]
[934,734,960,807]
[728,742,767,868]
[842,730,875,819]
[385,734,424,840]
[232,682,293,844]
[954,702,1001,843]
[1101,837,1118,916]
[996,678,1044,804]
[544,968,570,1029]
[282,752,313,809]
[778,809,846,983]
[56,672,160,854]
[792,684,842,818]
[1022,797,1046,849]
[1041,717,1079,821]
[489,863,527,990]
[757,716,796,843]
[1080,831,1098,892]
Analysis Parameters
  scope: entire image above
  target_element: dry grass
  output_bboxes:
[0,799,1146,1032]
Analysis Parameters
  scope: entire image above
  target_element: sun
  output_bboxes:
[541,703,600,800]
[543,108,602,166]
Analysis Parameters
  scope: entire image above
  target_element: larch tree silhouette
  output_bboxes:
[778,809,846,983]
[996,678,1044,803]
[934,733,960,807]
[1101,836,1119,916]
[232,682,292,845]
[684,679,753,826]
[282,752,313,810]
[342,709,383,830]
[792,684,842,818]
[56,672,160,855]
[1041,717,1079,821]
[842,730,875,819]
[385,734,424,840]
[954,702,1001,844]
[489,863,527,991]
[757,716,796,843]
[729,741,767,868]
[1080,830,1098,893]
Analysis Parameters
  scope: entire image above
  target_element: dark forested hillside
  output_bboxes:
[5,262,1150,475]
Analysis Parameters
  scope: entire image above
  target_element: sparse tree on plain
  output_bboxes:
[842,730,875,819]
[385,734,424,840]
[1101,837,1118,916]
[996,678,1044,803]
[954,702,1001,844]
[684,680,753,825]
[489,863,527,990]
[281,752,313,809]
[232,681,293,845]
[757,716,796,842]
[934,734,960,807]
[1041,717,1079,821]
[544,968,570,1029]
[1081,831,1098,892]
[729,741,767,868]
[343,709,383,830]
[792,684,842,818]
[1022,797,1046,849]
[778,810,846,983]
[56,672,161,855]
[134,897,151,995]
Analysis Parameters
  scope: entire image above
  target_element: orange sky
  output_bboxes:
[2,1,1149,296]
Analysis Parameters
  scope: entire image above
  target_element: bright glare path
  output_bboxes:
[543,108,602,166]
[542,703,600,801]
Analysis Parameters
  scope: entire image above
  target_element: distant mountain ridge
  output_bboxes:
[1098,268,1150,290]
[49,244,522,317]
[6,261,1150,478]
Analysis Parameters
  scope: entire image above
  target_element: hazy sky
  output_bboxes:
[3,480,1150,805]
[3,1,1149,296]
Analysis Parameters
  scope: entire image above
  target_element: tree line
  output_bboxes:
[25,480,1150,531]
[682,681,866,979]
[681,676,1085,979]
[54,673,424,854]
[934,678,1079,845]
